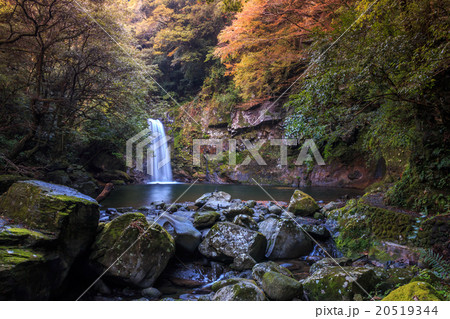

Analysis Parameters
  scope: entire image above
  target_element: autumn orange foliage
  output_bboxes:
[215,0,346,99]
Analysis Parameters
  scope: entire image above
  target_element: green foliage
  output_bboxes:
[420,249,450,280]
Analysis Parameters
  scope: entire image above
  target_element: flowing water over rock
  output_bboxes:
[147,119,173,183]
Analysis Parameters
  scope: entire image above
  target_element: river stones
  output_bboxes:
[198,222,266,269]
[309,257,352,274]
[303,266,379,301]
[195,191,232,210]
[156,214,201,253]
[211,278,266,301]
[0,180,100,300]
[232,214,258,230]
[224,203,254,219]
[252,261,302,300]
[90,212,175,288]
[193,211,220,229]
[287,190,320,216]
[258,218,314,259]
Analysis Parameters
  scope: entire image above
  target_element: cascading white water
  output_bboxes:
[147,119,173,183]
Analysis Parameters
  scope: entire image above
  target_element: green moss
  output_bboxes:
[383,281,443,301]
[287,190,320,216]
[0,247,45,270]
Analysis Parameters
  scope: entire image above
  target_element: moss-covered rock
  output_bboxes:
[90,212,175,288]
[0,246,62,300]
[0,180,100,300]
[233,214,258,230]
[382,281,443,301]
[261,271,303,301]
[0,175,30,194]
[287,190,320,216]
[0,228,49,247]
[309,257,352,274]
[198,222,266,268]
[211,278,266,301]
[329,193,449,259]
[193,211,220,229]
[303,266,379,301]
[375,267,417,294]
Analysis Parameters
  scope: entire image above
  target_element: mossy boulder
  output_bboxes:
[198,222,267,268]
[261,271,303,301]
[193,211,220,229]
[0,180,100,300]
[211,278,266,301]
[0,247,62,300]
[303,266,379,301]
[252,261,302,301]
[0,227,49,247]
[287,190,320,216]
[309,257,352,274]
[90,212,175,288]
[0,175,30,194]
[382,281,443,301]
[258,218,314,259]
[375,267,417,294]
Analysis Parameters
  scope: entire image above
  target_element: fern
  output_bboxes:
[421,249,450,279]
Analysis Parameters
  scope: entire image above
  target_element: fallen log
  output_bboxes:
[96,183,114,203]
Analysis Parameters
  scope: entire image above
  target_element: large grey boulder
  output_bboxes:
[156,214,202,253]
[198,222,266,269]
[90,213,175,288]
[258,218,314,259]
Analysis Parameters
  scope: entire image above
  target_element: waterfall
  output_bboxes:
[146,119,173,183]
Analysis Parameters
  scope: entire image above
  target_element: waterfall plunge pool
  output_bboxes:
[100,183,364,208]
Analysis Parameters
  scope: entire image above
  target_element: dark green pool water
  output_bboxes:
[100,183,363,208]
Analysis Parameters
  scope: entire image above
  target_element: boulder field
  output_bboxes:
[0,181,448,301]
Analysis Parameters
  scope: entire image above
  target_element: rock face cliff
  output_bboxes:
[171,98,382,188]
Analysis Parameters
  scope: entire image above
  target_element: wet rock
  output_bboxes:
[309,257,352,274]
[252,261,294,285]
[287,190,320,216]
[268,204,283,215]
[303,266,379,301]
[258,218,314,259]
[195,191,232,210]
[224,203,254,219]
[260,271,303,300]
[301,224,331,240]
[90,213,175,288]
[165,262,215,288]
[211,278,266,301]
[375,267,417,293]
[232,214,258,230]
[157,214,201,253]
[252,261,302,300]
[382,281,443,301]
[141,287,162,299]
[198,222,267,268]
[193,211,220,229]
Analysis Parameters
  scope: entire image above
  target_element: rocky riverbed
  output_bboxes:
[0,180,448,301]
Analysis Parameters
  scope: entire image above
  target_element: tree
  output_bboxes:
[214,0,345,99]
